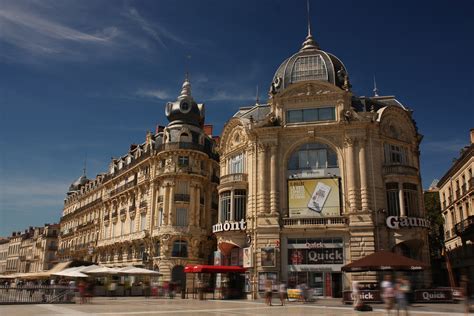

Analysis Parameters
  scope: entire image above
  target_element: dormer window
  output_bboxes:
[287,107,335,124]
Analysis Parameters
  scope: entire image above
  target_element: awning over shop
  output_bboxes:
[184,265,246,273]
[17,261,73,279]
[341,250,429,272]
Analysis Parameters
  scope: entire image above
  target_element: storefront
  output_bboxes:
[285,237,344,298]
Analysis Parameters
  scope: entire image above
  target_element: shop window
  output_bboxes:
[220,191,231,221]
[172,240,188,257]
[176,208,188,227]
[234,190,247,221]
[384,144,407,165]
[386,182,400,216]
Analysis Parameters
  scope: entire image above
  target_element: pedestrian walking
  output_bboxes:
[381,275,395,315]
[352,281,361,310]
[265,278,273,306]
[279,281,287,306]
[460,275,471,316]
[395,277,410,316]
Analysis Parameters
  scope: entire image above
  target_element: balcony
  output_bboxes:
[283,216,348,228]
[97,230,149,247]
[174,194,190,202]
[455,215,474,236]
[156,142,218,160]
[109,179,137,197]
[220,173,248,184]
[382,164,418,176]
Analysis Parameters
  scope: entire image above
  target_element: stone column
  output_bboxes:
[399,182,406,217]
[257,144,267,214]
[270,145,279,215]
[168,184,175,225]
[163,185,170,226]
[344,137,357,212]
[358,140,369,211]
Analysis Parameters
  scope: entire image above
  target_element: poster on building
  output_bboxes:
[214,251,222,266]
[261,247,276,267]
[288,178,340,217]
[243,247,253,268]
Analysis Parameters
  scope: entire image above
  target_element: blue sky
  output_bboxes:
[0,0,473,236]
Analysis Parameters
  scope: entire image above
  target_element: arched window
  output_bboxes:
[288,143,338,172]
[172,240,188,257]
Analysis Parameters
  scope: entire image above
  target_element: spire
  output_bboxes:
[301,0,319,50]
[373,75,379,97]
[179,73,192,99]
[83,153,87,177]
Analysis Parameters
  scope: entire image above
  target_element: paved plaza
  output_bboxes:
[0,297,470,316]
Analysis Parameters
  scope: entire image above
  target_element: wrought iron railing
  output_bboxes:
[283,216,348,227]
[0,286,74,304]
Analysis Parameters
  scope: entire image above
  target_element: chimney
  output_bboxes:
[470,128,474,145]
[203,124,213,137]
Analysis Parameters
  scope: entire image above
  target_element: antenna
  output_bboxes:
[373,75,379,97]
[307,0,312,36]
[185,54,191,80]
[256,85,260,105]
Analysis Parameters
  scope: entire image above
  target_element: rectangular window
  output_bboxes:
[157,207,163,226]
[178,156,189,167]
[176,208,188,227]
[403,183,418,217]
[384,144,407,164]
[229,153,245,174]
[386,182,400,216]
[287,107,335,123]
[177,180,189,194]
[140,213,147,231]
[130,218,135,233]
[220,191,231,222]
[234,190,247,221]
[112,223,116,237]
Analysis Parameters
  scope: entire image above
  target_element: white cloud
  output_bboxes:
[136,89,171,100]
[207,90,257,102]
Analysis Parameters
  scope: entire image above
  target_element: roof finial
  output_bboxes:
[179,73,192,99]
[373,75,379,97]
[83,153,87,177]
[256,85,260,105]
[301,0,319,50]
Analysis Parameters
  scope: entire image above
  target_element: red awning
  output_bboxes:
[184,265,246,274]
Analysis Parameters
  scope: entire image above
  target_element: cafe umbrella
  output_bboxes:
[341,250,429,272]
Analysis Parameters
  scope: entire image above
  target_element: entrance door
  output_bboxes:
[331,273,342,298]
[171,265,185,290]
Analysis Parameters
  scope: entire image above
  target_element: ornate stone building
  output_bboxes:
[438,129,474,287]
[59,78,219,286]
[214,26,430,298]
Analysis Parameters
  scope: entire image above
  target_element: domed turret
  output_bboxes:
[68,172,88,194]
[270,21,349,94]
[165,76,205,127]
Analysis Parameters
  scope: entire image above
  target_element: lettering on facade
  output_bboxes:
[212,219,247,234]
[288,248,343,265]
[385,216,430,229]
[414,289,453,302]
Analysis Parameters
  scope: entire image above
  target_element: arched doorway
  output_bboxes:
[171,265,185,290]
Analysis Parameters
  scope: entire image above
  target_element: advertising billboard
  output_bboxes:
[288,178,340,217]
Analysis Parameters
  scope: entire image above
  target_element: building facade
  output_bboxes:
[0,224,59,275]
[214,28,430,298]
[438,129,474,286]
[59,78,219,286]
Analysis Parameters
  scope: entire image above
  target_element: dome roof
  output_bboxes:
[68,173,88,192]
[165,76,205,127]
[270,33,349,94]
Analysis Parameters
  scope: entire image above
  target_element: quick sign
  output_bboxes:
[385,216,430,229]
[212,219,247,234]
[414,289,453,303]
[343,290,382,303]
[288,248,343,265]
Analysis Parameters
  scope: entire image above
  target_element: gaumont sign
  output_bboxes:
[414,289,453,303]
[212,219,247,234]
[386,216,430,229]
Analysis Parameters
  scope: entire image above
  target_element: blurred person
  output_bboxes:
[265,277,273,306]
[395,277,410,316]
[279,281,287,306]
[381,275,395,315]
[352,281,360,310]
[78,280,86,304]
[460,275,471,316]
